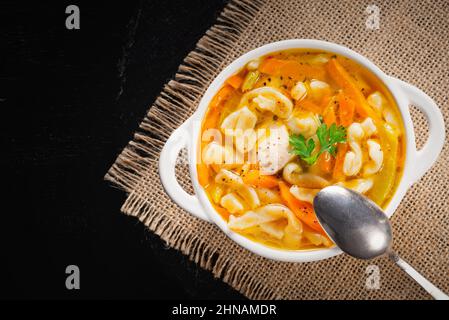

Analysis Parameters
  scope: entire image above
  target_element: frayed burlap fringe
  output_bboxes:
[106,0,264,191]
[123,193,278,299]
[105,0,279,299]
[106,0,449,300]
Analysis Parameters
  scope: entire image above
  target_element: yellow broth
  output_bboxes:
[197,49,405,250]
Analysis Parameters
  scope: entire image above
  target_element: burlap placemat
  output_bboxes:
[106,0,449,299]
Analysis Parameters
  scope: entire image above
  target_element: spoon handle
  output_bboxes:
[389,252,448,300]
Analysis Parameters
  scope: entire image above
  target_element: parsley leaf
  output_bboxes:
[289,134,316,164]
[289,123,347,165]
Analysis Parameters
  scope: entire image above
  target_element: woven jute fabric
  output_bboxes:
[106,0,449,299]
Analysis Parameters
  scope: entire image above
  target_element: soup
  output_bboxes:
[197,50,405,250]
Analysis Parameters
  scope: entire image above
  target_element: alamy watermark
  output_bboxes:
[365,4,380,30]
[65,5,80,30]
[365,264,380,290]
[65,265,80,290]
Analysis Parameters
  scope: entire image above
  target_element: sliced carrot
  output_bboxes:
[203,85,235,130]
[332,143,348,181]
[197,163,210,187]
[210,164,221,173]
[318,151,335,174]
[242,170,278,188]
[300,64,327,81]
[323,104,337,126]
[297,99,322,114]
[259,58,289,75]
[214,205,230,220]
[278,181,326,234]
[259,58,326,81]
[320,94,333,108]
[209,85,234,109]
[226,74,244,89]
[327,58,379,121]
[203,106,221,130]
[337,92,355,126]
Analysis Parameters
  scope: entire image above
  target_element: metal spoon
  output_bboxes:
[313,185,448,300]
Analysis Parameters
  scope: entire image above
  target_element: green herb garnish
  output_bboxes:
[289,123,347,165]
[289,134,317,165]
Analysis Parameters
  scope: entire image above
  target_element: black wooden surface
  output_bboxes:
[2,0,244,299]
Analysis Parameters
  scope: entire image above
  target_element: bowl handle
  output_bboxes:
[159,118,211,222]
[391,77,445,183]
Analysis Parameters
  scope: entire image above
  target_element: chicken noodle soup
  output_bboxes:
[198,50,405,250]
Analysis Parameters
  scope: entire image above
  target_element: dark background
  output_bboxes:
[1,0,245,299]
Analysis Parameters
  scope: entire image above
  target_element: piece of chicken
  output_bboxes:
[257,124,294,175]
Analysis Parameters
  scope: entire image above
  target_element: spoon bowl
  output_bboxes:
[313,186,392,259]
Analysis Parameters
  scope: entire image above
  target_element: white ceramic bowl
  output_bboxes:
[159,40,445,262]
